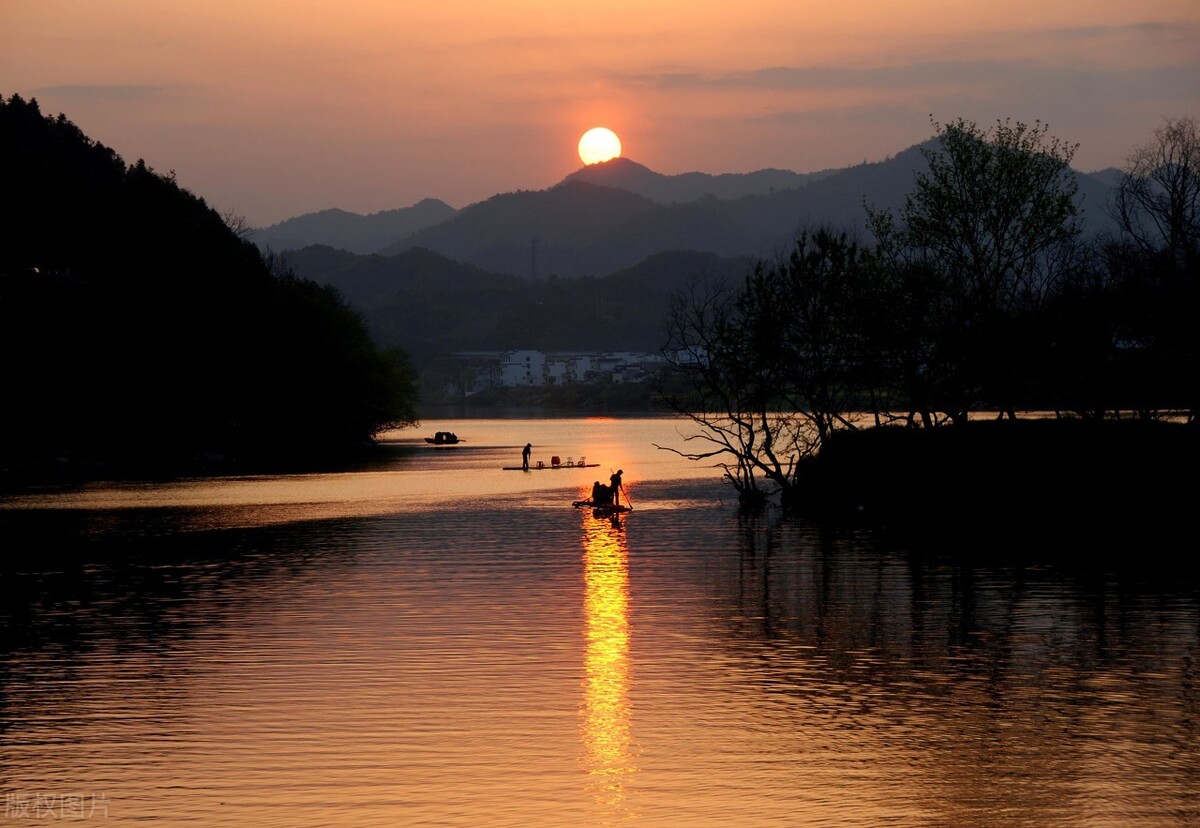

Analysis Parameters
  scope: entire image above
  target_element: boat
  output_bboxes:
[503,455,598,470]
[572,499,633,517]
[425,431,462,445]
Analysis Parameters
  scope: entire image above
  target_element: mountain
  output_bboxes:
[378,181,767,278]
[264,142,1121,280]
[373,146,1115,278]
[0,93,417,480]
[273,140,1125,371]
[252,197,456,254]
[1085,167,1124,189]
[367,150,938,276]
[250,162,827,255]
[281,245,520,315]
[280,244,753,365]
[561,156,836,202]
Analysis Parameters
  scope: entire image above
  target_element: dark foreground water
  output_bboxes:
[1,418,1197,826]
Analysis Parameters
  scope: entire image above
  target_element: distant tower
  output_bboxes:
[531,238,539,280]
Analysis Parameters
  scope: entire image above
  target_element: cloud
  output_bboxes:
[1017,21,1195,43]
[747,102,926,128]
[609,15,1199,96]
[33,84,168,102]
[733,62,1019,90]
[614,57,1198,96]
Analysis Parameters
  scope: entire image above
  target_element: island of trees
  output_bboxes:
[0,94,418,483]
[658,116,1199,533]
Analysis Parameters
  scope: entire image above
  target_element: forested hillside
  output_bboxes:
[281,246,753,365]
[0,94,418,481]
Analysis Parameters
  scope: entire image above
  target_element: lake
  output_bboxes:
[1,417,1197,826]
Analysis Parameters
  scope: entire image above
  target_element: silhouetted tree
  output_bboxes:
[657,230,869,509]
[857,257,965,427]
[867,117,1082,421]
[1105,114,1200,422]
[1110,115,1200,267]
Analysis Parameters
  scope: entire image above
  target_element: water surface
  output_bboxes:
[2,418,1197,826]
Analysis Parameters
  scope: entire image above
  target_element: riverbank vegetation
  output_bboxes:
[660,116,1199,514]
[796,416,1200,547]
[0,94,418,483]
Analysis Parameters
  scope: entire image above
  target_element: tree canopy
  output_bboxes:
[867,117,1084,421]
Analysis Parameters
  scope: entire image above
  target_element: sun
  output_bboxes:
[578,127,622,165]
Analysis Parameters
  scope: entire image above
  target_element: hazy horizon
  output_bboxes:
[5,1,1198,226]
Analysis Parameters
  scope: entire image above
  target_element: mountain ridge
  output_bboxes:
[253,197,456,255]
[560,156,840,202]
[257,142,1120,278]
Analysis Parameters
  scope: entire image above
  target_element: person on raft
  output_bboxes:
[609,469,624,506]
[591,480,612,506]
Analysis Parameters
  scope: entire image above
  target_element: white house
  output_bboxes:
[499,350,546,386]
[452,349,668,388]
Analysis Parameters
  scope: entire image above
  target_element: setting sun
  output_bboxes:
[578,127,622,165]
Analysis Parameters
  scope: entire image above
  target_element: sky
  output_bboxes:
[4,1,1199,227]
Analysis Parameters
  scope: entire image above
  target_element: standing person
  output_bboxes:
[609,469,624,506]
[522,442,532,471]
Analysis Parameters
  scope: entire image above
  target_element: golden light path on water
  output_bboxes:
[580,510,635,815]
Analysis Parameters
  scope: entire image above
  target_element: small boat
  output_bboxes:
[425,431,462,445]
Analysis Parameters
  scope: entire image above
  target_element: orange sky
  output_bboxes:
[4,0,1198,225]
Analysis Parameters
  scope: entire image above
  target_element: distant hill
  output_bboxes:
[373,147,1117,278]
[249,162,825,255]
[378,181,764,279]
[1084,167,1124,189]
[271,134,1127,390]
[281,245,752,365]
[252,198,456,254]
[561,156,836,202]
[255,141,1123,280]
[0,93,417,481]
[261,142,1120,280]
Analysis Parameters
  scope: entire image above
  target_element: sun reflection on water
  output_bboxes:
[580,509,636,815]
